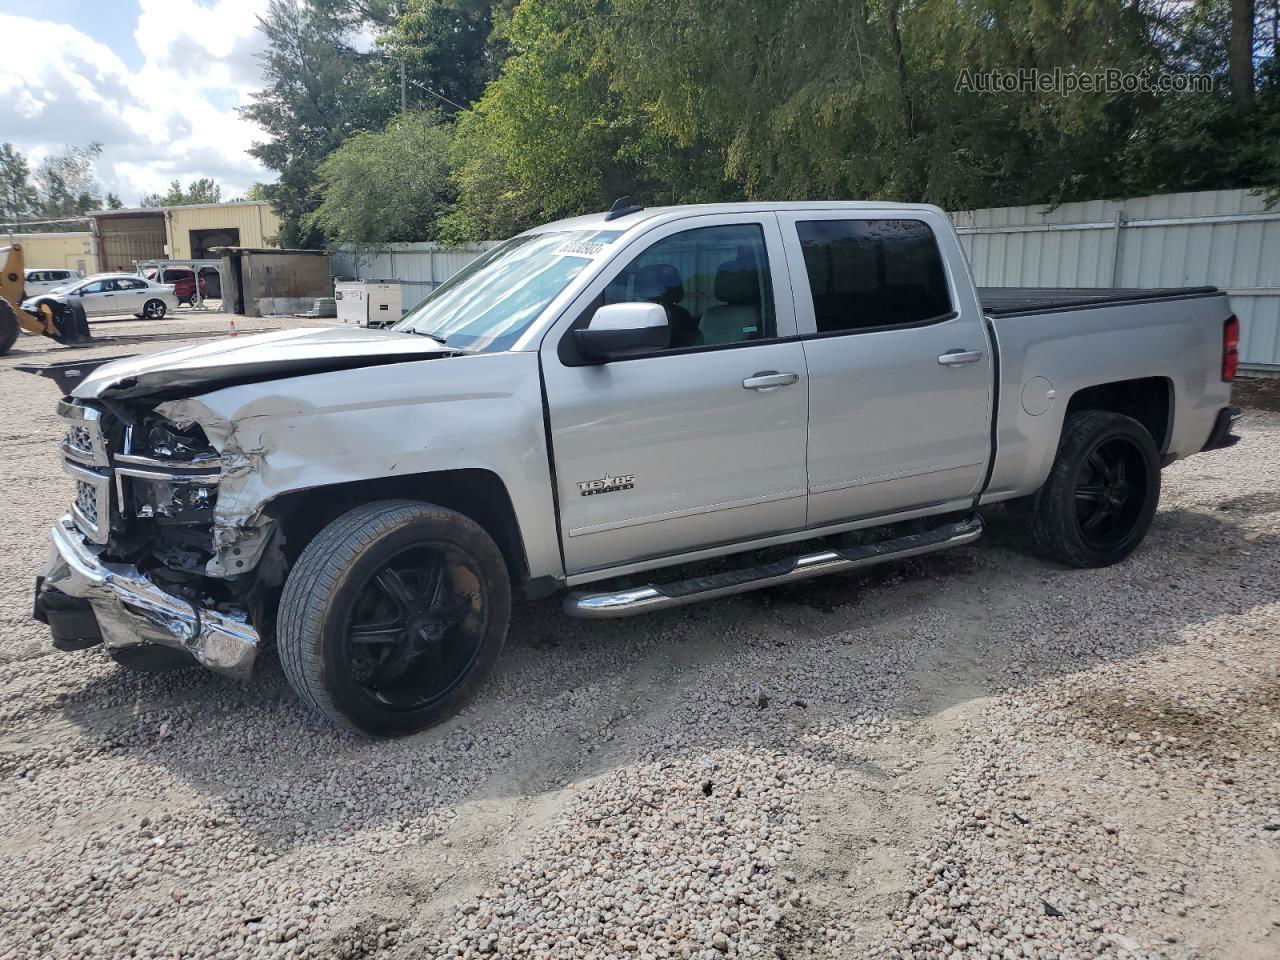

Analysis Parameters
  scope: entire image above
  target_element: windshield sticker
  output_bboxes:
[553,240,610,259]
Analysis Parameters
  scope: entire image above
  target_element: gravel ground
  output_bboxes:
[0,317,1276,960]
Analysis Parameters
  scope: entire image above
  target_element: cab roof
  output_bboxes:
[523,200,947,235]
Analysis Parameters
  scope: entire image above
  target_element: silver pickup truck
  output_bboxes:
[33,201,1241,736]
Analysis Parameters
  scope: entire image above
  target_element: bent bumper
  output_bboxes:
[40,515,259,680]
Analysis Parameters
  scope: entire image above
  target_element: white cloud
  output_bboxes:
[0,4,272,206]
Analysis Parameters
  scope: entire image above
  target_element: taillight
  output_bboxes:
[1223,315,1239,382]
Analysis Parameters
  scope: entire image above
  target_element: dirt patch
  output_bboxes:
[1233,375,1280,413]
[1062,673,1280,755]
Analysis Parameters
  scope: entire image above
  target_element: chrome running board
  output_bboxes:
[564,514,983,619]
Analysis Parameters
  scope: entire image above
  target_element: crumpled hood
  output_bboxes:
[72,325,457,401]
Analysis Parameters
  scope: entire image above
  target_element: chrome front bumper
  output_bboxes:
[42,515,259,680]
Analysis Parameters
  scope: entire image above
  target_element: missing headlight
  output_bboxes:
[132,477,217,522]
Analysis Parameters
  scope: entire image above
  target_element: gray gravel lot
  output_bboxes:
[0,317,1276,960]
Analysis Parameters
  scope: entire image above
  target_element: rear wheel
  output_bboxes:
[142,299,167,319]
[1030,410,1160,567]
[277,500,512,737]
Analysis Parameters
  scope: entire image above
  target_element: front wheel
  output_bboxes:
[277,500,512,737]
[1030,410,1160,567]
[142,299,167,319]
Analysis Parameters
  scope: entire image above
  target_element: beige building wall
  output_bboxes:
[7,232,97,274]
[167,202,282,258]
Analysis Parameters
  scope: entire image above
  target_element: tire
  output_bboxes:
[1030,410,1161,568]
[142,299,167,319]
[0,299,18,355]
[54,302,90,343]
[277,500,512,737]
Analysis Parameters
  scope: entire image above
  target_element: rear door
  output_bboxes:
[541,214,809,576]
[777,211,993,527]
[115,277,149,312]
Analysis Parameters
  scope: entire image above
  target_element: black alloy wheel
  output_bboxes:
[277,500,512,737]
[342,545,480,711]
[1072,435,1149,552]
[1030,410,1161,568]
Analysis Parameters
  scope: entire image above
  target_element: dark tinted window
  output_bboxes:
[602,223,775,349]
[796,219,951,333]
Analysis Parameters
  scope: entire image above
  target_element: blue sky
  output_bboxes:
[0,0,272,206]
[0,0,145,68]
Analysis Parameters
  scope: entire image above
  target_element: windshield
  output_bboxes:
[393,230,623,352]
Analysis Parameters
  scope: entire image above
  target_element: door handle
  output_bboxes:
[937,349,983,366]
[742,371,800,391]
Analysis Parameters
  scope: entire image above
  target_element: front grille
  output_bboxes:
[58,401,112,543]
[66,424,94,458]
[75,479,100,527]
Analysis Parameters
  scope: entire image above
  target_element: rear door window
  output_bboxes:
[795,219,952,334]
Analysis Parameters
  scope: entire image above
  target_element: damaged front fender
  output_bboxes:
[153,350,563,583]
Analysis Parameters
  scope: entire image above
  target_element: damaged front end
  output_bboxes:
[37,398,268,677]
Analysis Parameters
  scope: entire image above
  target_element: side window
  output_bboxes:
[605,223,776,349]
[80,280,107,294]
[119,278,145,290]
[50,271,67,281]
[796,219,952,333]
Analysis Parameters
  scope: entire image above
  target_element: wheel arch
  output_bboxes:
[263,468,533,592]
[1064,376,1173,453]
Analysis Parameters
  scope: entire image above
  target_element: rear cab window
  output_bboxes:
[792,219,953,334]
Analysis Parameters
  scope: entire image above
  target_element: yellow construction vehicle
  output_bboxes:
[0,242,91,355]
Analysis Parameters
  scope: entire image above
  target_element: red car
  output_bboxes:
[144,267,207,306]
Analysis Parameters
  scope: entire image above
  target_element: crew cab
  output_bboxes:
[32,201,1240,736]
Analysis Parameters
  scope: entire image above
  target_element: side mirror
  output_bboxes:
[574,302,670,361]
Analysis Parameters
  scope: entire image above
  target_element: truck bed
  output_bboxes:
[979,286,1218,317]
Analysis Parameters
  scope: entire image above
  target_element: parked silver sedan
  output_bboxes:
[23,273,179,320]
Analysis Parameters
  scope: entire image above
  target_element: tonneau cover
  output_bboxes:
[979,286,1218,317]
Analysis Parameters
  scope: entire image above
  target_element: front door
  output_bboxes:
[777,211,994,526]
[75,279,113,316]
[542,214,809,576]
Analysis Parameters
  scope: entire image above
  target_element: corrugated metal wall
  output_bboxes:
[331,242,501,308]
[951,189,1280,372]
[7,232,96,273]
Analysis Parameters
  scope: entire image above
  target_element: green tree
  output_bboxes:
[305,111,455,244]
[383,0,510,111]
[140,177,224,207]
[242,0,401,247]
[0,143,37,226]
[32,142,104,219]
[444,0,732,240]
[104,192,124,209]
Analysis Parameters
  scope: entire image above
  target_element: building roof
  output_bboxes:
[87,200,272,218]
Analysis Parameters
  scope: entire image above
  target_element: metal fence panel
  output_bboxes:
[331,242,501,310]
[953,188,1280,372]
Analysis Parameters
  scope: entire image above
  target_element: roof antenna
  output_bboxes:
[604,196,644,221]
